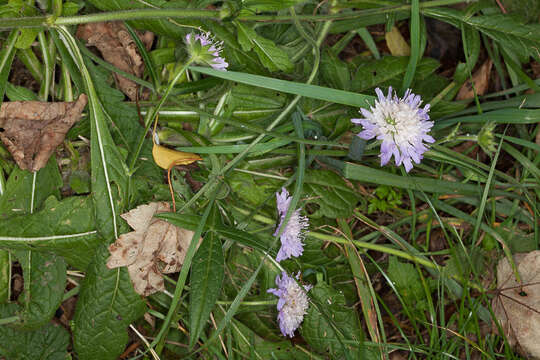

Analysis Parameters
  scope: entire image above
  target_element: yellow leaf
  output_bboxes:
[152,143,202,170]
[385,26,410,56]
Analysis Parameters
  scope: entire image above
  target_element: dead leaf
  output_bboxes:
[456,60,492,100]
[107,202,197,296]
[76,22,154,100]
[0,94,88,172]
[385,26,410,57]
[492,251,540,359]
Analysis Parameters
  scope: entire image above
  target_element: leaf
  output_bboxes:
[321,49,351,90]
[385,26,410,56]
[0,30,18,103]
[189,232,224,348]
[76,22,154,100]
[424,8,540,62]
[227,171,277,206]
[236,22,293,72]
[0,321,70,360]
[107,202,197,296]
[456,59,492,100]
[152,143,202,170]
[492,251,540,359]
[12,250,66,329]
[73,244,146,360]
[0,157,62,220]
[0,196,101,270]
[0,95,88,171]
[387,257,431,313]
[242,0,306,12]
[301,282,363,359]
[0,250,9,303]
[304,169,359,219]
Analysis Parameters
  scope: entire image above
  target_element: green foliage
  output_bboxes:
[367,185,403,214]
[0,321,70,360]
[72,244,146,360]
[301,282,363,359]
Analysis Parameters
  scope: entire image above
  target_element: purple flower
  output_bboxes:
[274,188,309,262]
[268,272,312,337]
[185,31,228,71]
[351,87,434,172]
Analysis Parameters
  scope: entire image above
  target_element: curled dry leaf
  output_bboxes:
[492,251,540,359]
[456,60,493,100]
[0,94,88,172]
[107,202,197,296]
[76,22,154,100]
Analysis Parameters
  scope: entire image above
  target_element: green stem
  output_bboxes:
[0,316,19,326]
[0,0,467,30]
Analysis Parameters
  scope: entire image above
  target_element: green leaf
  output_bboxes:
[236,22,293,72]
[12,250,66,329]
[0,158,62,220]
[191,66,374,107]
[0,250,10,303]
[56,27,128,240]
[424,8,540,62]
[243,0,306,12]
[73,244,146,360]
[301,282,363,359]
[189,232,224,349]
[321,49,351,90]
[228,171,277,206]
[0,321,70,360]
[0,196,101,270]
[0,30,18,103]
[387,257,430,313]
[304,169,359,218]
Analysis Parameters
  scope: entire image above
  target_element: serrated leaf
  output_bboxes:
[12,250,66,329]
[0,196,102,269]
[0,321,70,360]
[236,22,293,72]
[304,170,359,218]
[301,282,363,359]
[73,244,146,360]
[189,232,224,348]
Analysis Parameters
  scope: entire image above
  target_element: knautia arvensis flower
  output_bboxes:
[274,187,309,262]
[267,272,312,338]
[185,31,228,71]
[351,87,434,172]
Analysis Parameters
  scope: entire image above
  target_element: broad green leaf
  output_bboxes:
[0,196,101,270]
[56,26,127,240]
[228,171,278,206]
[321,49,351,90]
[0,158,62,220]
[387,257,432,314]
[191,66,374,108]
[301,282,363,359]
[236,22,293,72]
[304,169,359,218]
[500,0,540,23]
[12,250,66,329]
[0,321,70,360]
[5,82,39,101]
[73,244,146,360]
[189,232,224,349]
[424,8,540,62]
[243,0,306,12]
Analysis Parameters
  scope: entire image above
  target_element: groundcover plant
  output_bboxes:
[0,0,539,359]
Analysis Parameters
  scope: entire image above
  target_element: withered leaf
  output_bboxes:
[0,94,88,172]
[107,202,196,297]
[76,22,154,100]
[456,60,492,100]
[492,251,540,359]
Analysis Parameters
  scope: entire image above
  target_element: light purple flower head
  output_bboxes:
[351,87,434,172]
[267,271,312,337]
[185,31,228,71]
[274,187,309,262]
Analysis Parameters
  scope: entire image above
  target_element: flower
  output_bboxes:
[185,31,228,71]
[274,188,309,262]
[267,272,312,337]
[351,87,434,172]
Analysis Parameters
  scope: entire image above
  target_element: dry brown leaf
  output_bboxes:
[76,22,154,100]
[492,251,540,359]
[385,26,410,57]
[0,94,88,172]
[107,202,196,296]
[456,60,492,100]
